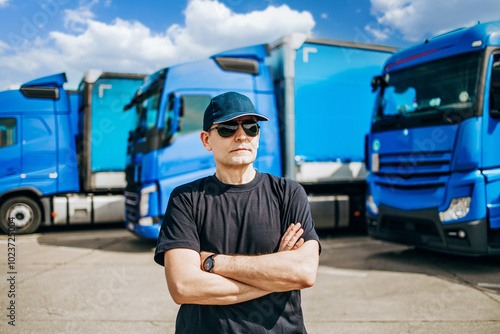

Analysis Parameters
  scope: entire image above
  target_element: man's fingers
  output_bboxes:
[279,223,301,251]
[283,223,299,242]
[285,222,299,238]
[287,227,303,248]
[292,238,304,250]
[278,223,306,251]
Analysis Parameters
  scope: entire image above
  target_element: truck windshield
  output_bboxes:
[372,51,482,131]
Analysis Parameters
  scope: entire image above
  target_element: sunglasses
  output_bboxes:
[208,120,260,138]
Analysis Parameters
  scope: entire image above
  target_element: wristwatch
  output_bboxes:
[203,254,217,273]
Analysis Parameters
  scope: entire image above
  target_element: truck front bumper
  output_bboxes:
[366,204,500,256]
[125,220,161,240]
[124,186,161,240]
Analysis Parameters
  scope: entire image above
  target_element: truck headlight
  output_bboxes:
[140,184,157,216]
[439,197,471,222]
[371,153,379,172]
[366,195,378,215]
[138,217,153,226]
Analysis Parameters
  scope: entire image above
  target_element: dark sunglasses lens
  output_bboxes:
[242,123,259,136]
[217,124,238,137]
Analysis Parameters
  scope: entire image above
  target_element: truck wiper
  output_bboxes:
[407,106,447,124]
[412,105,440,113]
[413,106,470,124]
[374,113,404,129]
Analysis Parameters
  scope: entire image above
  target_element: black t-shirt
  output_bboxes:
[154,170,320,334]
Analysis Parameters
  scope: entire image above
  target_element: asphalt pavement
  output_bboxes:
[1,227,499,333]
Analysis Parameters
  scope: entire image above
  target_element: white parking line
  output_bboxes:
[477,282,500,289]
[57,246,94,252]
[318,266,368,277]
[320,240,386,249]
[0,236,40,244]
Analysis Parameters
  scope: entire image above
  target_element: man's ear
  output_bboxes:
[200,131,212,151]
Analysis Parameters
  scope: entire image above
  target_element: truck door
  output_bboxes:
[0,116,21,188]
[159,92,213,176]
[21,115,58,194]
[485,53,500,233]
[156,92,213,210]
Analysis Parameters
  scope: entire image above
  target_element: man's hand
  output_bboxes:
[278,223,304,252]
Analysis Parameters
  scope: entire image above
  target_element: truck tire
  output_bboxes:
[0,196,42,234]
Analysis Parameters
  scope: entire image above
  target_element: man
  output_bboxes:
[154,91,320,333]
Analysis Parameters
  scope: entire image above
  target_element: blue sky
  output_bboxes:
[1,0,499,90]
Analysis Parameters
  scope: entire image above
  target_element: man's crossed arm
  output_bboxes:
[163,223,319,305]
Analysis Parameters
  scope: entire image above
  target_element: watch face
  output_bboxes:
[204,257,213,272]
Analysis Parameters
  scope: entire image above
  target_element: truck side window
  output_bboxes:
[164,94,175,137]
[0,118,17,148]
[178,95,211,135]
[139,91,161,130]
[491,60,500,113]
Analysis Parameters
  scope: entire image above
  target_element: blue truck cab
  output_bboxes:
[124,35,396,239]
[0,71,145,234]
[366,20,500,255]
[0,73,78,233]
[124,44,281,238]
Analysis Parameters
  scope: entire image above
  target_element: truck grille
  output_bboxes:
[374,150,451,190]
[124,189,139,224]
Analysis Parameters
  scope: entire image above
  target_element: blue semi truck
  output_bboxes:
[366,20,500,255]
[0,71,145,234]
[123,35,397,239]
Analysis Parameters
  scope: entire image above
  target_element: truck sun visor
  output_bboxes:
[20,87,59,100]
[214,57,259,75]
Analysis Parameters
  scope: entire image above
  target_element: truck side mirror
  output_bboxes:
[371,75,387,92]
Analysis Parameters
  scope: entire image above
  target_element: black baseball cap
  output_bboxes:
[203,92,269,131]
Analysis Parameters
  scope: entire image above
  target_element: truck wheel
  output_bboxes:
[0,196,42,234]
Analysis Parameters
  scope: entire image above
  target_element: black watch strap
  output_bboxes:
[203,254,217,273]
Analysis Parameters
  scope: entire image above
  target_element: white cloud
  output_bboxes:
[365,25,390,41]
[63,2,96,33]
[0,0,10,8]
[178,0,314,54]
[0,0,315,89]
[0,40,10,54]
[367,0,500,42]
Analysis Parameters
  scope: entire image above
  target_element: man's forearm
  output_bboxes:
[211,240,319,292]
[170,270,270,305]
[165,248,270,305]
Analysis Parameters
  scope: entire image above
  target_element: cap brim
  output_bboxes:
[213,112,269,124]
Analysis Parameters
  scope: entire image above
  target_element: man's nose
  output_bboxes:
[233,124,247,140]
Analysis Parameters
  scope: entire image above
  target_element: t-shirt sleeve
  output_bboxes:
[154,187,201,266]
[283,183,321,253]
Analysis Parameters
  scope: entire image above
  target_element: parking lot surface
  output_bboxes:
[1,226,499,333]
